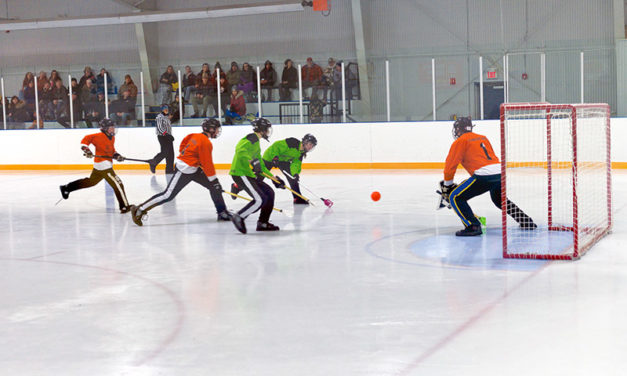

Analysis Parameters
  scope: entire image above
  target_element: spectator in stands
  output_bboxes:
[57,92,82,129]
[49,70,60,86]
[260,60,277,102]
[198,63,211,81]
[309,91,326,123]
[38,81,54,120]
[109,89,135,126]
[118,74,138,101]
[95,68,112,93]
[7,96,28,123]
[225,86,246,125]
[70,78,79,96]
[210,62,228,117]
[182,66,196,102]
[238,62,256,101]
[279,59,298,101]
[191,73,211,118]
[302,57,323,100]
[331,61,356,101]
[79,78,97,108]
[20,72,34,100]
[226,61,241,92]
[158,65,177,105]
[321,57,336,100]
[84,91,106,128]
[50,78,68,120]
[78,66,95,89]
[23,80,36,120]
[168,93,184,124]
[37,71,49,92]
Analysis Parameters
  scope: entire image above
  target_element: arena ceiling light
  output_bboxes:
[0,1,303,31]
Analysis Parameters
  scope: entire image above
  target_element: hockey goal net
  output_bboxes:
[500,103,612,260]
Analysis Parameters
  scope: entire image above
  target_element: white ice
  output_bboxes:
[1,170,627,376]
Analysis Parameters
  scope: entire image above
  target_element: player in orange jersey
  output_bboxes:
[59,118,131,213]
[130,118,231,226]
[439,117,536,236]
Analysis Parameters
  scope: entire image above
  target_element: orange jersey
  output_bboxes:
[444,132,499,181]
[81,132,116,163]
[177,133,216,177]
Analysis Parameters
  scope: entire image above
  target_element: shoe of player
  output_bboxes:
[231,213,247,234]
[217,211,233,221]
[455,224,482,237]
[149,161,157,174]
[293,197,308,205]
[230,183,241,200]
[519,221,538,230]
[130,205,145,226]
[256,221,280,231]
[120,206,131,214]
[59,185,69,199]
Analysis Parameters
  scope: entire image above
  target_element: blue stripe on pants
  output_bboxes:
[450,176,478,227]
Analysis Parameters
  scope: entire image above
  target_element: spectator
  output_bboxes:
[50,78,68,120]
[49,70,60,86]
[57,92,82,129]
[260,60,277,102]
[279,59,298,101]
[331,61,357,102]
[158,65,177,105]
[211,62,229,116]
[238,62,256,101]
[37,71,49,92]
[321,57,336,100]
[70,77,79,92]
[308,91,326,123]
[23,80,36,120]
[83,91,106,128]
[79,78,97,108]
[7,96,28,123]
[20,72,34,100]
[198,63,211,82]
[301,57,323,100]
[95,68,113,93]
[168,93,184,124]
[226,61,241,92]
[109,89,135,126]
[182,66,196,102]
[191,73,211,118]
[225,86,246,125]
[38,81,54,120]
[118,74,138,101]
[78,66,95,90]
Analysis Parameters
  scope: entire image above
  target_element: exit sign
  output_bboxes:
[487,70,497,79]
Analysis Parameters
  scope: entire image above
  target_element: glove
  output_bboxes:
[251,158,262,177]
[113,152,125,162]
[292,173,300,182]
[272,176,286,189]
[271,156,280,168]
[209,178,223,192]
[439,180,457,202]
[81,146,94,159]
[166,134,175,142]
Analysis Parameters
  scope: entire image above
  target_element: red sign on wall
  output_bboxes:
[487,70,497,79]
[450,77,456,85]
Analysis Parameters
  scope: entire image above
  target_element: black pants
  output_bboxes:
[139,168,226,214]
[232,175,274,223]
[66,168,129,210]
[151,135,174,174]
[264,160,303,201]
[449,173,532,227]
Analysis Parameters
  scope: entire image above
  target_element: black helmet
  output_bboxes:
[302,133,317,151]
[201,118,222,138]
[452,117,473,139]
[252,117,272,140]
[99,118,116,137]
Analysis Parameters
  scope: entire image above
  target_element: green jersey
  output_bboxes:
[262,138,304,176]
[230,133,272,178]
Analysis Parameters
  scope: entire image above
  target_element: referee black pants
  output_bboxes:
[66,168,129,210]
[151,135,175,174]
[232,175,274,223]
[139,168,226,214]
[449,173,532,227]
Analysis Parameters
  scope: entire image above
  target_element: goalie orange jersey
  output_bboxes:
[444,132,499,181]
[177,133,216,177]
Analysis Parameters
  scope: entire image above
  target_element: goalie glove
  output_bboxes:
[272,175,286,189]
[112,152,125,162]
[438,180,457,202]
[81,146,94,159]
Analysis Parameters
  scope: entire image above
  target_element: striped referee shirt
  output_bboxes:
[155,113,172,136]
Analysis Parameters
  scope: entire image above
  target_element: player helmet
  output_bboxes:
[302,133,317,152]
[452,116,474,139]
[252,117,272,140]
[99,118,116,137]
[201,118,222,138]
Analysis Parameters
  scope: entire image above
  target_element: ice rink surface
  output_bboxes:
[1,169,626,376]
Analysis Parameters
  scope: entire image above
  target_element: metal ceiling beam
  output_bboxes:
[0,2,303,31]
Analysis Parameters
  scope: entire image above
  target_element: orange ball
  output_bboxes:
[371,191,381,201]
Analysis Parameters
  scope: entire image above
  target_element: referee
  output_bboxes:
[149,104,175,174]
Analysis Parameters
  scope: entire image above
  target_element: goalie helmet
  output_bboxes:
[201,118,222,138]
[99,118,116,137]
[251,117,272,140]
[452,117,473,139]
[302,133,317,153]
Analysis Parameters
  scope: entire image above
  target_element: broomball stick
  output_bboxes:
[95,155,152,163]
[262,173,314,206]
[222,190,291,216]
[282,171,333,208]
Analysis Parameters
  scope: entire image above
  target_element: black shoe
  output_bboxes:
[217,211,233,221]
[120,206,131,214]
[231,213,247,234]
[130,205,146,226]
[455,224,482,237]
[256,221,280,231]
[520,221,538,230]
[293,197,308,205]
[59,185,69,199]
[230,183,241,200]
[149,161,156,174]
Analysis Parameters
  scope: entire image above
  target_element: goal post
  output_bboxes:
[500,102,611,260]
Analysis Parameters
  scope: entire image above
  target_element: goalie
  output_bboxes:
[440,117,537,236]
